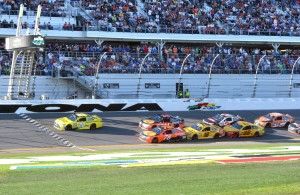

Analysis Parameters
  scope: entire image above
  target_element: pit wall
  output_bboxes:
[1,74,300,100]
[0,98,299,113]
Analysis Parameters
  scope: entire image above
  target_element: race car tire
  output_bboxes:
[192,134,198,140]
[213,133,219,139]
[175,136,182,142]
[233,132,239,138]
[65,125,72,131]
[284,122,290,128]
[254,132,259,137]
[90,124,96,130]
[152,137,158,143]
[265,123,271,128]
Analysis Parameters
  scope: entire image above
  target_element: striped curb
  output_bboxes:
[18,113,95,151]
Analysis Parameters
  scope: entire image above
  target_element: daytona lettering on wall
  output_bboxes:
[0,103,163,113]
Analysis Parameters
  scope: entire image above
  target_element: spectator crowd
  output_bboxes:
[1,40,300,76]
[2,0,300,35]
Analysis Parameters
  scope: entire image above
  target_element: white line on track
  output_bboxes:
[18,113,95,151]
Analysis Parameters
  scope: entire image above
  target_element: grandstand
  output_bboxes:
[0,0,300,99]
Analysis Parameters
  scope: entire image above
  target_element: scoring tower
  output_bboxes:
[5,4,45,100]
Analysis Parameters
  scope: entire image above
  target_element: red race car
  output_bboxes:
[139,126,187,143]
[139,114,184,130]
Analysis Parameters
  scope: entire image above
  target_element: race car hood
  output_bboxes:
[257,116,271,122]
[55,117,72,124]
[141,131,156,137]
[183,126,197,133]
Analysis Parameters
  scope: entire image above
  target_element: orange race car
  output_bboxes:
[254,112,295,128]
[139,126,187,143]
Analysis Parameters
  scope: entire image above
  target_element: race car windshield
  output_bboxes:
[264,114,274,120]
[170,116,181,123]
[152,127,163,135]
[231,123,243,130]
[191,124,202,131]
[152,115,163,123]
[67,114,77,121]
[212,114,224,122]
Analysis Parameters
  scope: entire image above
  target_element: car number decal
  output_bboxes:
[78,122,85,128]
[164,135,171,140]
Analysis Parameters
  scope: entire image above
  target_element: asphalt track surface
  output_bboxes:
[0,110,300,153]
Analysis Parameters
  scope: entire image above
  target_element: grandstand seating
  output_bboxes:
[1,0,300,35]
[1,1,300,77]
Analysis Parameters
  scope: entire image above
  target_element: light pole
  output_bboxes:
[206,54,220,98]
[252,55,266,98]
[177,54,191,98]
[288,56,300,97]
[136,52,151,98]
[92,52,107,99]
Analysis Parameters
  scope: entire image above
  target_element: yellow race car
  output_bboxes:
[223,121,265,138]
[54,113,103,130]
[183,122,225,140]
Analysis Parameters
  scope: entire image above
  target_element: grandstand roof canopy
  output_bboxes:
[1,29,300,47]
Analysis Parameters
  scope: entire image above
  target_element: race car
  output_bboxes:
[139,114,184,130]
[223,121,265,138]
[183,122,225,140]
[254,112,295,128]
[203,113,244,127]
[288,123,300,134]
[54,113,103,130]
[187,102,221,110]
[139,126,187,143]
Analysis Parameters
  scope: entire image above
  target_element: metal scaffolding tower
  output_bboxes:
[5,4,44,100]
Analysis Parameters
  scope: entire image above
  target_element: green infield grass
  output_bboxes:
[1,142,300,195]
[0,160,300,195]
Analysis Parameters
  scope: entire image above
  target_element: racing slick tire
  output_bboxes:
[265,123,271,128]
[152,137,158,143]
[192,134,198,140]
[284,122,290,128]
[175,136,182,142]
[233,132,239,138]
[90,124,96,130]
[213,133,219,139]
[65,125,72,131]
[254,132,259,137]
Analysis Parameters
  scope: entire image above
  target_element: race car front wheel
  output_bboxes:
[152,137,158,143]
[65,125,72,131]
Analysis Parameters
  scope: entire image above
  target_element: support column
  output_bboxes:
[215,42,224,48]
[272,43,280,53]
[252,55,266,98]
[206,54,220,98]
[156,39,166,61]
[95,39,104,47]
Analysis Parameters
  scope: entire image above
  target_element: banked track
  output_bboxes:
[0,110,300,153]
